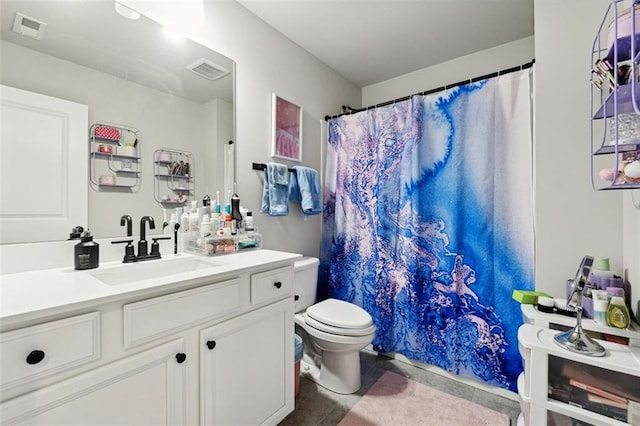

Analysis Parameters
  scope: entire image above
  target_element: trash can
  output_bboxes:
[294,333,303,396]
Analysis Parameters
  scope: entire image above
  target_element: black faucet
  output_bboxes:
[173,222,181,254]
[112,215,169,263]
[120,215,133,237]
[138,216,155,259]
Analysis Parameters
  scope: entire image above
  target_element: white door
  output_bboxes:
[0,85,88,244]
[200,299,294,426]
[0,339,187,425]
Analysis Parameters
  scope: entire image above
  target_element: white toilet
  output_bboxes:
[294,257,376,394]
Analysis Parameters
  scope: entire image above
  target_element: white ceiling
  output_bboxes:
[237,0,534,88]
[0,1,234,104]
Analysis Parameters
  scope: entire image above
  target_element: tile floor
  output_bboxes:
[281,348,521,426]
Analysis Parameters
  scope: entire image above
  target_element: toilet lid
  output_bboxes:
[306,298,373,330]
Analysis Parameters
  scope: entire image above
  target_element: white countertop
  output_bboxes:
[0,249,301,328]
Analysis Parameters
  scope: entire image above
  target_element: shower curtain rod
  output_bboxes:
[324,58,535,121]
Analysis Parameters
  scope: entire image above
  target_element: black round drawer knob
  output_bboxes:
[206,340,216,350]
[175,353,187,364]
[26,350,45,365]
[274,281,282,289]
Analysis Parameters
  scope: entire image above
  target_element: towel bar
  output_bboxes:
[252,162,297,174]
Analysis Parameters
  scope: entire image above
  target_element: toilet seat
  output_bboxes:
[304,298,375,337]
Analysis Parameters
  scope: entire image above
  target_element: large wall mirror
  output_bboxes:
[0,0,235,242]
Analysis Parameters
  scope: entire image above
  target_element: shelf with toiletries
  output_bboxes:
[521,304,640,347]
[89,122,141,189]
[590,1,640,190]
[518,324,640,426]
[154,148,194,205]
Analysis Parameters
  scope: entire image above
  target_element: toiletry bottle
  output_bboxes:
[211,209,221,233]
[74,229,99,270]
[224,214,232,236]
[606,294,630,329]
[180,210,190,233]
[245,211,254,231]
[168,213,177,235]
[200,214,211,237]
[590,256,615,289]
[190,210,199,236]
[188,200,198,235]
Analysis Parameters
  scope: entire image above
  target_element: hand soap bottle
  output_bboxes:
[74,229,99,270]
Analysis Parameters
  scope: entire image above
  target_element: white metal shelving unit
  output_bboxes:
[591,0,640,190]
[89,122,141,190]
[153,148,194,206]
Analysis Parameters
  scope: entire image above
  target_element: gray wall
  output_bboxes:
[534,0,638,312]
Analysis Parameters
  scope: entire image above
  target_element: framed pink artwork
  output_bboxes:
[272,93,302,162]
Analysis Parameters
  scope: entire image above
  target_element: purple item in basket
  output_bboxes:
[565,280,594,319]
[607,287,625,297]
[589,274,624,289]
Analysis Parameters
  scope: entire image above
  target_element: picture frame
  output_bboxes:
[272,93,303,162]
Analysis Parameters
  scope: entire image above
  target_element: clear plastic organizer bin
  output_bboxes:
[238,232,262,251]
[183,234,238,256]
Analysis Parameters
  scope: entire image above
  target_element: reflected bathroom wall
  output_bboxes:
[0,1,234,241]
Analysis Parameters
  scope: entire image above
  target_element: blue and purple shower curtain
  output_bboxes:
[319,70,534,391]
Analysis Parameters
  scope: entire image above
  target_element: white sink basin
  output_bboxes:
[90,257,222,285]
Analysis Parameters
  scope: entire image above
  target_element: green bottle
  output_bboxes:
[606,296,630,329]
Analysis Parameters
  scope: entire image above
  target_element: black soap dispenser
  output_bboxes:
[74,229,100,270]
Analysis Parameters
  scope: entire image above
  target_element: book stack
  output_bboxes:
[547,356,640,423]
[548,379,629,422]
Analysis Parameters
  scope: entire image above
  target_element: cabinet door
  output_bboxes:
[201,298,294,426]
[0,339,186,425]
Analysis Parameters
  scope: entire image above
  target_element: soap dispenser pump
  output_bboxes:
[74,229,99,270]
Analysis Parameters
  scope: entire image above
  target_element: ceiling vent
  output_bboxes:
[187,59,230,81]
[12,12,47,40]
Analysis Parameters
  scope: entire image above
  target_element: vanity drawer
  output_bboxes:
[123,278,242,348]
[0,312,100,390]
[250,266,293,305]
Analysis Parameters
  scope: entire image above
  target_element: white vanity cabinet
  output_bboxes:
[0,339,187,425]
[200,266,295,425]
[0,251,299,426]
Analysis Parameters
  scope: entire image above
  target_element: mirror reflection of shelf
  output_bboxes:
[89,122,141,190]
[92,152,140,160]
[154,148,194,205]
[154,174,191,180]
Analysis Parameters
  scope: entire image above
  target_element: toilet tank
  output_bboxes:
[294,257,319,313]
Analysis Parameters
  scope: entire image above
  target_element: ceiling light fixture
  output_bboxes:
[114,1,140,20]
